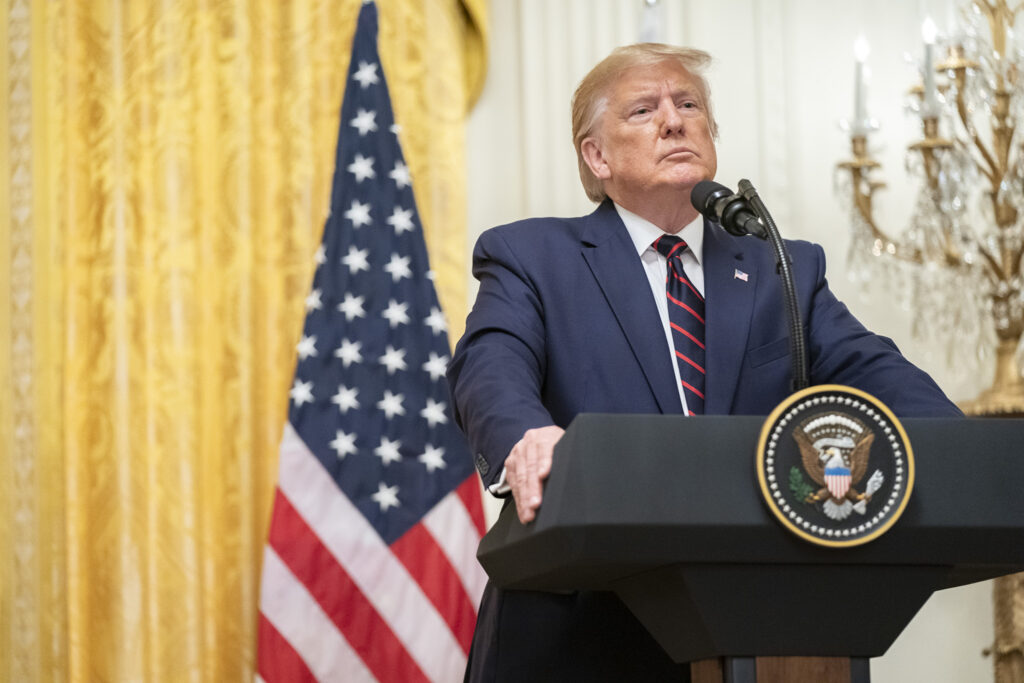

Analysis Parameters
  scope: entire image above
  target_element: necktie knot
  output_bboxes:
[653,234,688,260]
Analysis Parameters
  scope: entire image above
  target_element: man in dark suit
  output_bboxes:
[447,43,961,682]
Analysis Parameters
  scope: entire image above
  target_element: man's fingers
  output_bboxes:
[507,425,565,524]
[523,440,540,505]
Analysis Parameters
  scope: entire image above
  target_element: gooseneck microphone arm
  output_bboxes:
[690,180,809,394]
[737,179,809,392]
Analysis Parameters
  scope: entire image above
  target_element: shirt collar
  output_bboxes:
[613,201,705,266]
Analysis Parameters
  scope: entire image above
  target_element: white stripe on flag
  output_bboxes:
[260,546,376,683]
[278,423,467,683]
[422,493,487,606]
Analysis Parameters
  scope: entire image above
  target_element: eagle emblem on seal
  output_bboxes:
[792,413,884,521]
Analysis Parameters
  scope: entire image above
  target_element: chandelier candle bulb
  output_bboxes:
[853,35,870,136]
[921,17,940,118]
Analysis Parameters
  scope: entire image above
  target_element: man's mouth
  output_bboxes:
[663,148,695,159]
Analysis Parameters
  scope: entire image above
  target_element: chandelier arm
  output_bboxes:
[951,84,1002,179]
[977,244,1008,282]
[968,144,998,184]
[938,231,969,269]
[850,179,912,258]
[967,128,1000,181]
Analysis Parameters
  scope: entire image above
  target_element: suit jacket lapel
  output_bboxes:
[703,220,757,414]
[579,202,683,414]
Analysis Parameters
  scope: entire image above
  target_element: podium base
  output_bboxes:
[692,656,869,683]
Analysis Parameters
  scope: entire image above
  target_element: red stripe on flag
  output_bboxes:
[392,524,479,654]
[670,322,705,349]
[268,490,430,683]
[456,476,487,537]
[681,380,706,400]
[674,350,706,374]
[671,268,704,301]
[257,613,318,683]
[666,292,705,324]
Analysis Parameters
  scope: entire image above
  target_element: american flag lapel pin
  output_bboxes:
[734,268,749,282]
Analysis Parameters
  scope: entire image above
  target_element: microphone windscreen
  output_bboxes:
[690,180,732,214]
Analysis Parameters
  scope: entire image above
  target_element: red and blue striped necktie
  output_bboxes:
[653,235,706,415]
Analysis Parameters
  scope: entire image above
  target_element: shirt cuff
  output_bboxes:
[487,467,511,497]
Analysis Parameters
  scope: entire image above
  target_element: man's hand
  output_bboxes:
[505,425,565,524]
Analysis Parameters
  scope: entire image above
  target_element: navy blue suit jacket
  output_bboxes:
[447,200,961,681]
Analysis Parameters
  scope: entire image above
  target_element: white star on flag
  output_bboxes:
[352,60,379,88]
[289,379,314,406]
[337,293,367,321]
[376,389,406,419]
[297,335,318,360]
[383,254,412,282]
[350,108,378,136]
[418,444,446,472]
[424,306,448,335]
[382,299,410,328]
[305,289,323,312]
[378,345,407,374]
[389,160,411,189]
[420,398,449,427]
[347,154,375,182]
[370,482,400,512]
[422,352,448,380]
[386,206,414,234]
[374,437,403,466]
[329,429,358,459]
[331,385,360,413]
[344,199,372,228]
[334,338,363,367]
[342,246,370,274]
[314,244,326,265]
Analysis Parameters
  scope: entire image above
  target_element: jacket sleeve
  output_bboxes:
[803,243,963,418]
[447,227,557,489]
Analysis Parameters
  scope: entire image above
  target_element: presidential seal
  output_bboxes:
[755,384,915,547]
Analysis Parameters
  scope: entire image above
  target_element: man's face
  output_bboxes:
[582,60,717,204]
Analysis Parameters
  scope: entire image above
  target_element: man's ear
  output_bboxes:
[580,137,611,180]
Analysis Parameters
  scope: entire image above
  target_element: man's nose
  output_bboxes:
[658,101,685,136]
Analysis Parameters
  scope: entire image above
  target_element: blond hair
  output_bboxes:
[571,44,718,203]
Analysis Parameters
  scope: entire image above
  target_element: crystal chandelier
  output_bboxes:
[836,1,1024,416]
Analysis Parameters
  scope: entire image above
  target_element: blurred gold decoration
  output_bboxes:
[837,3,1023,681]
[0,0,486,681]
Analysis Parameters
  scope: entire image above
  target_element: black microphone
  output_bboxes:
[690,180,766,239]
[693,178,810,392]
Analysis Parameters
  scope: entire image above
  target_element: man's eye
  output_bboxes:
[632,107,651,116]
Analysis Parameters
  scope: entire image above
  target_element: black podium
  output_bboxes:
[477,414,1024,683]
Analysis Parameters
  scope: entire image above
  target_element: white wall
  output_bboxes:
[465,1,997,681]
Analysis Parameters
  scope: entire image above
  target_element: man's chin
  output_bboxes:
[666,172,715,194]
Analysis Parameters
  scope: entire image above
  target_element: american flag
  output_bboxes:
[256,3,488,681]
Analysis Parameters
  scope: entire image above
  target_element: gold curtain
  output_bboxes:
[0,0,487,680]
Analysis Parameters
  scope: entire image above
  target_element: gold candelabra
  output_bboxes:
[838,3,1023,681]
